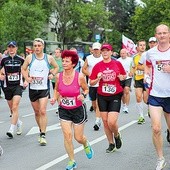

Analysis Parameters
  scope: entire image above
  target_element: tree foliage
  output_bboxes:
[105,0,137,51]
[131,0,170,42]
[50,0,112,44]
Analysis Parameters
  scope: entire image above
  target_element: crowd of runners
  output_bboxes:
[0,23,170,170]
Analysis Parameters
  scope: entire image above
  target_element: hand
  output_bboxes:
[50,98,56,105]
[97,72,102,80]
[117,74,124,81]
[77,94,85,101]
[48,74,54,80]
[23,81,29,88]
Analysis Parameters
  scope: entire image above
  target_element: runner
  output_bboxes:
[22,38,58,146]
[145,24,170,170]
[117,49,133,113]
[50,50,93,170]
[131,40,147,124]
[90,43,126,152]
[82,42,103,130]
[0,41,25,138]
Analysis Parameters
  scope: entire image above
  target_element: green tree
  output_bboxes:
[105,0,137,51]
[0,0,53,52]
[131,0,170,42]
[50,0,112,44]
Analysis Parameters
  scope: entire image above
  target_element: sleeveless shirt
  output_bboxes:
[58,71,82,109]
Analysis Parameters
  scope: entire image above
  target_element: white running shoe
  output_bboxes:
[156,158,166,170]
[123,106,128,113]
[16,121,23,135]
[0,145,3,156]
[6,130,14,138]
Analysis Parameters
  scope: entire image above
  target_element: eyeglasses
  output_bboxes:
[34,44,42,47]
[156,32,169,35]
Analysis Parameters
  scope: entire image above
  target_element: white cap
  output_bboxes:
[149,37,157,42]
[92,42,101,50]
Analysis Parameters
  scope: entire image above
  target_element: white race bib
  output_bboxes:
[7,72,19,81]
[32,77,43,85]
[61,97,76,107]
[135,70,144,75]
[102,84,116,94]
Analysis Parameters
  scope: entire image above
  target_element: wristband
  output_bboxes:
[81,93,87,98]
[50,73,55,76]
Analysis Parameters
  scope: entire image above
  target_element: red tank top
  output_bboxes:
[58,71,82,109]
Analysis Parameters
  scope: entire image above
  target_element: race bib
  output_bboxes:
[156,60,170,72]
[61,97,76,107]
[7,72,19,81]
[102,84,116,94]
[32,77,43,85]
[135,70,144,75]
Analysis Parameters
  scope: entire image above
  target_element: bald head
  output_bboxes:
[120,49,128,59]
[155,24,170,33]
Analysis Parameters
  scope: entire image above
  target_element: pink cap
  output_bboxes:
[101,44,113,51]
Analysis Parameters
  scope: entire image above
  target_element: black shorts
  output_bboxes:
[3,85,22,100]
[134,79,145,90]
[120,78,132,88]
[97,93,123,112]
[58,103,87,125]
[29,89,49,102]
[89,87,98,101]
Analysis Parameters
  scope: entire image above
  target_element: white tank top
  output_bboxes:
[29,53,50,90]
[87,54,103,87]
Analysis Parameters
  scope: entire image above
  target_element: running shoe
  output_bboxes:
[106,143,116,153]
[114,132,122,149]
[123,107,129,114]
[137,117,145,124]
[16,121,23,135]
[89,106,94,112]
[156,157,166,170]
[93,121,101,131]
[6,130,14,138]
[84,141,94,159]
[0,145,3,156]
[39,135,47,146]
[66,160,77,170]
[166,129,170,143]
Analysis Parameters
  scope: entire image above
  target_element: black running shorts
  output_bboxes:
[29,89,49,102]
[58,103,87,125]
[97,93,122,112]
[3,85,23,100]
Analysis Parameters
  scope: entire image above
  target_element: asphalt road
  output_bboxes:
[0,87,169,170]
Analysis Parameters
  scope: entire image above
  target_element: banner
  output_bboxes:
[122,35,137,55]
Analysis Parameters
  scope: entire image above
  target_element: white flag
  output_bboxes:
[122,35,137,55]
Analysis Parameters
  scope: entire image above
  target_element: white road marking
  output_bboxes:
[35,120,137,170]
[26,123,61,135]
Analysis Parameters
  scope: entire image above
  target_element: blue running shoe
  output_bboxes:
[66,160,77,170]
[84,141,94,159]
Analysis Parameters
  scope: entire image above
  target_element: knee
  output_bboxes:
[152,125,161,136]
[40,109,46,116]
[74,135,84,144]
